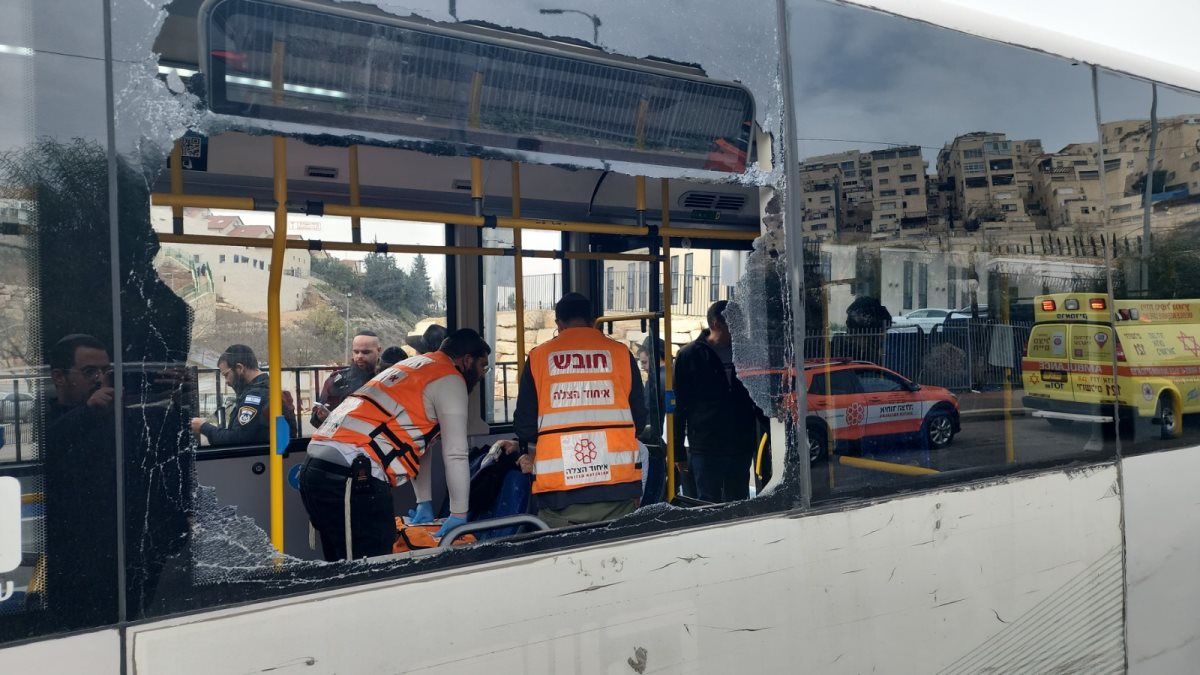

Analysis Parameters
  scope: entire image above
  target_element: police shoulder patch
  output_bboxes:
[237,405,258,426]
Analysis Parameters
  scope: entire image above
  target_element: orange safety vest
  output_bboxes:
[312,351,461,486]
[528,327,640,498]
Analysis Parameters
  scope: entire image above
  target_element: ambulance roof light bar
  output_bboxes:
[1090,298,1107,310]
[1063,299,1079,311]
[1041,299,1056,312]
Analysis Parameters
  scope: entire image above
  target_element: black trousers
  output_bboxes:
[298,459,395,562]
[690,452,753,503]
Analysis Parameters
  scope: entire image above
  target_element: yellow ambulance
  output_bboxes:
[1021,292,1200,439]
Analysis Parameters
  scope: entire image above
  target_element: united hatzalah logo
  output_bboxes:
[574,438,598,464]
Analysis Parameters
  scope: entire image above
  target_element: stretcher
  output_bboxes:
[393,441,543,552]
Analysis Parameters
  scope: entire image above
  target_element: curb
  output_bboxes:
[961,407,1030,420]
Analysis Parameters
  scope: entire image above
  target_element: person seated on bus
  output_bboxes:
[379,346,405,371]
[310,330,381,426]
[190,344,276,446]
[511,293,647,528]
[299,329,491,561]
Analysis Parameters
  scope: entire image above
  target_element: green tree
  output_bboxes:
[310,254,362,295]
[408,254,434,315]
[1118,223,1200,298]
[363,252,410,313]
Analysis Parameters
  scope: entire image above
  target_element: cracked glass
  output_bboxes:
[0,0,794,628]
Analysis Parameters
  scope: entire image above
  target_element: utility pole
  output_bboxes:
[1141,83,1158,295]
[539,8,602,45]
[344,292,352,362]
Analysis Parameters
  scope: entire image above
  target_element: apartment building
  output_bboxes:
[1029,142,1141,229]
[798,146,927,238]
[937,133,1039,232]
[868,146,928,236]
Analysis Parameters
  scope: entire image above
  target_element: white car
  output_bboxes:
[889,308,952,333]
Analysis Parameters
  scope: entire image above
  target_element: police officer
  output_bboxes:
[310,330,381,427]
[190,344,271,446]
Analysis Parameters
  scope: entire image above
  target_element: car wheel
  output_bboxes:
[924,410,955,449]
[1156,395,1179,440]
[806,422,827,463]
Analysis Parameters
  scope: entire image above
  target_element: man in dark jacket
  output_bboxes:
[190,344,272,446]
[310,330,381,426]
[672,300,761,503]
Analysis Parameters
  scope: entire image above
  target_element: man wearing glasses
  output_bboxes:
[300,329,492,561]
[190,344,272,446]
[48,334,114,416]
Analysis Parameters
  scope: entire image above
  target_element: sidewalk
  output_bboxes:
[956,388,1029,420]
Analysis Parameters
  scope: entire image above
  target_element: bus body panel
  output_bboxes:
[125,466,1124,675]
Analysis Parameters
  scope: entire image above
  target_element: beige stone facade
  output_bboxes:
[936,133,1040,233]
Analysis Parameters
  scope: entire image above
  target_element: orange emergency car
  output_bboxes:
[801,359,960,461]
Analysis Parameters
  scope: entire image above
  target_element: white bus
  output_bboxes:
[1,0,1198,672]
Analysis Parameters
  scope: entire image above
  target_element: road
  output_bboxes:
[816,410,1200,496]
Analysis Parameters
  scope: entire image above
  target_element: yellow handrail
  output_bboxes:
[661,178,677,502]
[755,432,769,480]
[837,455,940,477]
[267,135,287,553]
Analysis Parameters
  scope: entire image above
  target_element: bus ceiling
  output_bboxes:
[150,134,765,233]
[176,0,757,177]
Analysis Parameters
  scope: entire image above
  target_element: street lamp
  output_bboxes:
[344,292,352,362]
[539,8,602,45]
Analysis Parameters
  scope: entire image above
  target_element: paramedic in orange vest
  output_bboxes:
[513,293,647,528]
[298,329,492,561]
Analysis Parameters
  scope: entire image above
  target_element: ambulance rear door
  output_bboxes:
[1069,324,1116,406]
[1024,323,1072,402]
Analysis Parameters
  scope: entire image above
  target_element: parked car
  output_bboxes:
[889,308,953,333]
[801,359,960,461]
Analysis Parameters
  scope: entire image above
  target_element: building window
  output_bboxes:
[626,263,636,309]
[710,254,720,301]
[904,188,921,196]
[1002,203,1017,212]
[900,174,918,183]
[1079,170,1099,180]
[876,165,890,173]
[963,148,983,158]
[878,178,889,185]
[903,163,913,170]
[880,189,897,197]
[880,201,897,209]
[947,265,957,308]
[819,195,832,204]
[903,261,913,311]
[918,263,928,308]
[683,253,694,305]
[219,254,226,263]
[670,255,679,305]
[638,261,648,308]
